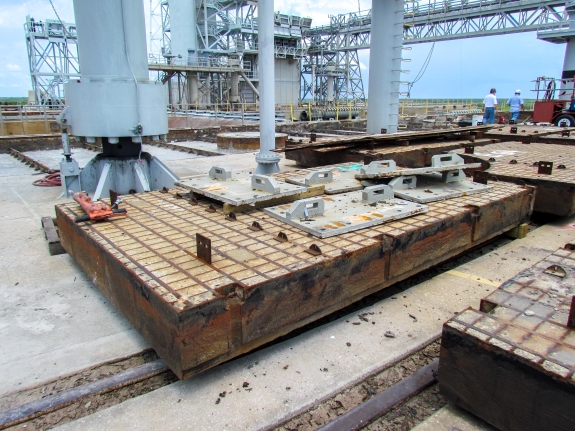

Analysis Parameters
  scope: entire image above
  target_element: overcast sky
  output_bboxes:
[0,0,567,99]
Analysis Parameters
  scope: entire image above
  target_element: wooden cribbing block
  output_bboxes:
[41,216,66,256]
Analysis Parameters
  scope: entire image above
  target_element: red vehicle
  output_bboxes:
[532,76,575,126]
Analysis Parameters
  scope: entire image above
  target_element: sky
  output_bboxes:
[0,0,567,99]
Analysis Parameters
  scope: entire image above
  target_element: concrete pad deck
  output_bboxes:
[54,216,575,431]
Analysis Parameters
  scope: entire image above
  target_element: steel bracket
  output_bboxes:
[304,170,333,186]
[209,166,232,181]
[359,160,397,175]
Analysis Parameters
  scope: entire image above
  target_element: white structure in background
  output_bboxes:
[151,0,310,107]
[366,0,404,134]
[24,16,80,106]
[60,0,178,199]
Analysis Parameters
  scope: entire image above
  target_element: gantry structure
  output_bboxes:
[301,0,570,105]
[24,15,80,106]
[24,0,574,107]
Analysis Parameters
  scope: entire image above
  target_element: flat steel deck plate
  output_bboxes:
[176,172,306,205]
[355,161,482,179]
[284,163,366,194]
[263,192,429,238]
[392,175,493,203]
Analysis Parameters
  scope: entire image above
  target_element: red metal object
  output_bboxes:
[498,116,506,124]
[533,100,566,123]
[72,191,127,223]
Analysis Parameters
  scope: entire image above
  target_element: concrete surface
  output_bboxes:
[413,403,496,431]
[0,154,148,398]
[0,149,299,400]
[54,216,575,431]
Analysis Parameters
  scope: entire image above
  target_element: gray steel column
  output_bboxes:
[255,0,280,174]
[231,72,240,102]
[366,0,404,134]
[169,0,197,64]
[560,2,575,99]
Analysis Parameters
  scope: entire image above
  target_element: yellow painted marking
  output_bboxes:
[447,270,500,287]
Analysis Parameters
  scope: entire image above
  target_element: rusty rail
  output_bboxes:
[8,148,57,174]
[318,360,439,431]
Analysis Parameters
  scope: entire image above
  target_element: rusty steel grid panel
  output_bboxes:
[439,246,575,431]
[56,182,533,379]
[453,141,575,216]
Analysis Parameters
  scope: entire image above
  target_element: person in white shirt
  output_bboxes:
[482,88,497,124]
[506,89,524,123]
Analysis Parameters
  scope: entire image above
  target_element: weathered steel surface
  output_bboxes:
[263,194,428,238]
[216,132,287,150]
[285,137,497,168]
[273,162,366,194]
[439,245,575,431]
[391,175,492,203]
[453,141,575,216]
[57,182,532,379]
[354,162,481,180]
[176,172,307,206]
[484,124,575,143]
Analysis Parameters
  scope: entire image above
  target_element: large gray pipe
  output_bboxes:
[255,0,280,174]
[169,0,197,64]
[73,0,148,80]
[366,0,403,134]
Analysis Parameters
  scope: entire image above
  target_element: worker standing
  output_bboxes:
[482,88,497,124]
[506,89,524,123]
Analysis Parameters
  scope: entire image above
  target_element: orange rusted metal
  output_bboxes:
[72,191,127,223]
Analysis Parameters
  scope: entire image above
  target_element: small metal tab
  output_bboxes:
[248,221,263,231]
[473,171,489,185]
[510,127,518,134]
[562,130,571,137]
[464,145,475,154]
[206,204,217,213]
[544,265,566,277]
[251,175,280,193]
[538,161,553,175]
[276,231,288,243]
[189,196,199,205]
[226,212,237,221]
[310,133,317,142]
[305,244,322,256]
[209,165,232,181]
[196,233,212,265]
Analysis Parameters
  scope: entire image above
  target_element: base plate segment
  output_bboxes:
[176,171,307,206]
[263,191,429,238]
[390,175,493,203]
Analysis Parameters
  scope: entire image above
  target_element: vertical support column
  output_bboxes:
[231,72,239,103]
[327,76,334,104]
[560,1,575,100]
[255,0,280,174]
[366,0,404,134]
[188,73,199,105]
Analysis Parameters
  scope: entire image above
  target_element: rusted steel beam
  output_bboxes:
[56,183,532,379]
[284,138,497,168]
[8,148,57,174]
[485,125,575,143]
[279,125,494,154]
[439,245,575,431]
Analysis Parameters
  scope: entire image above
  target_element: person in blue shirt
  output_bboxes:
[507,90,524,123]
